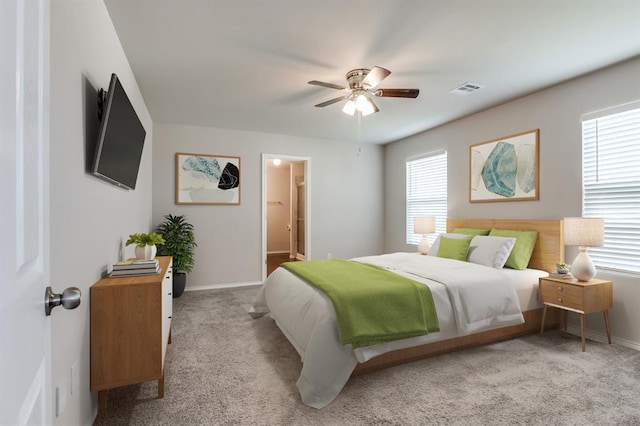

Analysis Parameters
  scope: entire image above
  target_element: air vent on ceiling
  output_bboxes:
[449,82,484,96]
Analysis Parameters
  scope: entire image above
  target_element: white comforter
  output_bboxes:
[250,253,525,409]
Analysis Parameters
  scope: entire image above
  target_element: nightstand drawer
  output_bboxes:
[539,281,583,311]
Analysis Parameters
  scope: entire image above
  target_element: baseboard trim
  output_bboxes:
[185,281,262,292]
[564,324,640,351]
[267,251,289,255]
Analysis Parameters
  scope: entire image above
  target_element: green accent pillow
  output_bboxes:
[488,229,539,270]
[452,228,491,236]
[437,236,472,261]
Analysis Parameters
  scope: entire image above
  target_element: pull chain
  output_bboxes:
[356,112,362,156]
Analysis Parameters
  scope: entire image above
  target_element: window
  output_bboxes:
[582,101,640,274]
[406,151,447,245]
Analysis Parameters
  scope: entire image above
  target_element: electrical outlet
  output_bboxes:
[71,361,80,396]
[56,377,69,417]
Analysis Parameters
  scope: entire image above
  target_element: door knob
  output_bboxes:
[44,286,81,316]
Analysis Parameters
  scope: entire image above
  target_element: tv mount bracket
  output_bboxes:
[97,88,108,121]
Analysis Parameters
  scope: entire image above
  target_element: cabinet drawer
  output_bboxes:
[539,281,583,311]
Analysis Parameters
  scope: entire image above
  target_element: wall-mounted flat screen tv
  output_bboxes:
[92,73,146,190]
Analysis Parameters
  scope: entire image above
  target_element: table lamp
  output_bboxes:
[414,216,436,255]
[564,217,604,281]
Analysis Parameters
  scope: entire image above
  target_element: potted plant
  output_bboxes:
[156,214,197,298]
[126,232,165,260]
[556,262,571,274]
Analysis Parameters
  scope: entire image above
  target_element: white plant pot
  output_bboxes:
[135,245,157,260]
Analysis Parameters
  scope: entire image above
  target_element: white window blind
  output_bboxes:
[406,151,447,245]
[582,104,640,274]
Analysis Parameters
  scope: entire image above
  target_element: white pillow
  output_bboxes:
[467,235,517,269]
[428,233,472,256]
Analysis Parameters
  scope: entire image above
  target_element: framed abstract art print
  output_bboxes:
[469,129,539,203]
[175,153,241,205]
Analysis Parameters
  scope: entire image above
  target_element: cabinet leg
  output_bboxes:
[580,314,586,352]
[158,375,164,399]
[540,305,548,335]
[603,310,612,344]
[168,326,172,345]
[98,390,108,410]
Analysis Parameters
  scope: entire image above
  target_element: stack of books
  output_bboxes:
[548,272,574,279]
[110,259,161,277]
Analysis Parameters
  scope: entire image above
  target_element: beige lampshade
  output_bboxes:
[564,217,604,247]
[414,217,436,235]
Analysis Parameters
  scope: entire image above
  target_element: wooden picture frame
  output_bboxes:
[469,129,539,203]
[175,152,241,205]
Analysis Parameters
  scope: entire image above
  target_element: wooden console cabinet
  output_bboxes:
[90,256,173,409]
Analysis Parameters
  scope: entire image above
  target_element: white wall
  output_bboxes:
[50,0,153,424]
[152,123,385,289]
[384,56,640,347]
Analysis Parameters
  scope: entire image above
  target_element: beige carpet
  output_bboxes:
[94,287,640,425]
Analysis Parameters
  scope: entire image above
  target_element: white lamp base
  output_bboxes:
[418,235,430,255]
[571,247,596,281]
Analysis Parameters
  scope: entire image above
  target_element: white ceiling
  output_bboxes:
[103,0,640,145]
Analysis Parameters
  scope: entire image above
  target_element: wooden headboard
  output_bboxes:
[446,218,564,272]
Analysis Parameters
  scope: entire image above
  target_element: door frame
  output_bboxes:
[261,153,310,282]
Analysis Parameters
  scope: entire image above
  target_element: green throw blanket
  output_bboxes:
[281,259,439,348]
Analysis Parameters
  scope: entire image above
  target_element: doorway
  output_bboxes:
[262,154,310,281]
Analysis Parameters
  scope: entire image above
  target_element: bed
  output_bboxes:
[250,219,563,408]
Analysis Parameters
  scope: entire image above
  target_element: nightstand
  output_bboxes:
[539,277,612,351]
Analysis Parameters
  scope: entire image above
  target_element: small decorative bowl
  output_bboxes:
[556,267,569,274]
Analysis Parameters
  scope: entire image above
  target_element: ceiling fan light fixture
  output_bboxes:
[310,66,418,116]
[355,94,369,111]
[360,98,376,116]
[342,99,356,116]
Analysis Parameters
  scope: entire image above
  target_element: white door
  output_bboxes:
[295,181,306,259]
[0,0,52,424]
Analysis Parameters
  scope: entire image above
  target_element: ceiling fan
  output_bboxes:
[308,66,419,116]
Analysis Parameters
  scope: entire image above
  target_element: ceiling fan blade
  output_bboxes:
[308,80,346,90]
[374,88,419,98]
[361,66,391,89]
[314,96,348,107]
